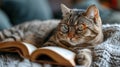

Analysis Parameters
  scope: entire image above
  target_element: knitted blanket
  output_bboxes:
[92,24,120,67]
[0,22,120,67]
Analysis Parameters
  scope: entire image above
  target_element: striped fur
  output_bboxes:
[0,20,60,47]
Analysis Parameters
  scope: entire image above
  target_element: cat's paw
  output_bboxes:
[76,49,92,66]
[76,52,85,64]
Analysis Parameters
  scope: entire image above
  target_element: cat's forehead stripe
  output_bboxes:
[65,10,94,26]
[78,17,92,25]
[67,12,82,25]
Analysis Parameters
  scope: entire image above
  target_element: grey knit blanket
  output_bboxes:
[92,24,120,67]
[0,23,120,67]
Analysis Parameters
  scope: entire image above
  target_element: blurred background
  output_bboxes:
[0,0,120,30]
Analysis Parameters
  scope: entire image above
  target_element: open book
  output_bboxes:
[0,41,76,66]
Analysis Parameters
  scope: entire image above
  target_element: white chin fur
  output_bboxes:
[68,39,85,46]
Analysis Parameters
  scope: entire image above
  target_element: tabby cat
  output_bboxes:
[0,4,103,67]
[43,4,103,67]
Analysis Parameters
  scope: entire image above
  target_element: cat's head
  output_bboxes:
[56,4,103,47]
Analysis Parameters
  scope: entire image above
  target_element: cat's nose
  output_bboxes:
[70,38,76,42]
[68,32,74,38]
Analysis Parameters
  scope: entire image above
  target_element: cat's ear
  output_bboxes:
[61,4,70,16]
[85,5,99,18]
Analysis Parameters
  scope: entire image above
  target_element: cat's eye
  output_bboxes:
[78,25,84,31]
[60,24,69,33]
[77,24,85,33]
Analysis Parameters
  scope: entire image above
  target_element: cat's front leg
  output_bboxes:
[76,49,92,67]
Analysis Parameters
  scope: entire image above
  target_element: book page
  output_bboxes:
[22,42,37,55]
[40,46,76,65]
[41,46,75,59]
